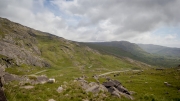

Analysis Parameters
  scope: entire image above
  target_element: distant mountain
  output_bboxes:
[138,44,180,58]
[82,41,180,67]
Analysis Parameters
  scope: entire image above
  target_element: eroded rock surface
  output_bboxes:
[77,76,134,100]
[0,65,6,101]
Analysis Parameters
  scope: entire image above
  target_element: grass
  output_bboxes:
[4,66,180,101]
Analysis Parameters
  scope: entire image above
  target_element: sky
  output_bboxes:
[0,0,180,48]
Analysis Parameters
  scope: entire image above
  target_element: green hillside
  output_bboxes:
[138,44,180,58]
[82,42,180,67]
[0,17,180,101]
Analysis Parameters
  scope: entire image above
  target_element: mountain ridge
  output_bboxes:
[82,41,180,67]
[138,44,180,58]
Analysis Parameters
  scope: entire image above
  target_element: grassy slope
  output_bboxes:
[0,17,179,101]
[5,67,180,101]
[138,44,180,58]
[82,42,180,67]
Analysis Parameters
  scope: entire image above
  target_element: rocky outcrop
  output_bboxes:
[103,79,133,99]
[0,72,7,101]
[76,76,133,100]
[0,18,50,67]
[0,41,49,67]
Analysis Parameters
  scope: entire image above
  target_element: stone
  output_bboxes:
[164,82,171,86]
[57,86,63,93]
[112,90,121,98]
[89,82,97,87]
[48,99,56,101]
[102,79,132,99]
[116,85,130,95]
[86,85,99,93]
[65,94,69,97]
[79,80,90,90]
[99,84,108,92]
[47,78,55,83]
[36,75,48,84]
[3,72,18,83]
[103,81,115,87]
[129,91,136,95]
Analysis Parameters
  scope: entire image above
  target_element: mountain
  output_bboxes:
[138,44,180,58]
[0,17,143,70]
[1,17,180,101]
[82,41,180,67]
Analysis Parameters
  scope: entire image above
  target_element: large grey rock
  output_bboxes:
[102,79,132,99]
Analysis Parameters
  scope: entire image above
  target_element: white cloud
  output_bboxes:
[0,0,180,47]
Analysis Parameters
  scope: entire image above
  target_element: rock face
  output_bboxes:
[0,39,49,67]
[0,18,50,67]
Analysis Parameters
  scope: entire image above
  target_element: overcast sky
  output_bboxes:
[0,0,180,48]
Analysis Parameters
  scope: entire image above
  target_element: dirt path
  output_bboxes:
[98,70,143,77]
[28,70,47,76]
[98,70,130,77]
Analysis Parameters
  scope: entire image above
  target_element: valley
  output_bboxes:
[0,17,180,101]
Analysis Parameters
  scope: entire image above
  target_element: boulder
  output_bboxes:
[102,79,133,99]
